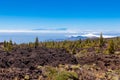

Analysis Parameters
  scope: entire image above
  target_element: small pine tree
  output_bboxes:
[9,40,13,46]
[35,37,39,48]
[99,32,104,47]
[78,39,82,44]
[8,42,12,51]
[3,40,7,48]
[108,40,115,54]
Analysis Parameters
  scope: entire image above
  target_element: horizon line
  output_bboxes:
[0,29,119,33]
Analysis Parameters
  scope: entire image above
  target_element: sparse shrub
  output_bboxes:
[3,40,13,52]
[24,75,30,80]
[28,42,34,48]
[55,71,78,80]
[103,50,109,55]
[71,64,81,70]
[45,66,58,80]
[95,48,100,53]
[45,66,78,80]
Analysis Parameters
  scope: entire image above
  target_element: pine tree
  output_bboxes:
[99,32,104,47]
[3,40,7,48]
[8,42,12,51]
[108,40,115,54]
[35,37,39,48]
[9,40,13,46]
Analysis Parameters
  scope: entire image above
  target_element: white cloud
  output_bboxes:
[0,29,77,33]
[67,33,115,38]
[0,29,118,38]
[81,33,115,38]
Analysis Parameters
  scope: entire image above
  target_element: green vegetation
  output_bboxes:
[35,37,39,48]
[37,37,119,55]
[45,66,78,80]
[1,34,120,80]
[24,75,30,80]
[99,32,104,48]
[107,40,115,54]
[3,34,120,55]
[3,40,13,52]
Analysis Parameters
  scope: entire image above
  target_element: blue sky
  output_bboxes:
[0,0,120,31]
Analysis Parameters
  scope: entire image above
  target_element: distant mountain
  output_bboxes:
[67,36,88,41]
[65,33,117,41]
[47,36,88,42]
[33,28,67,31]
[54,35,96,41]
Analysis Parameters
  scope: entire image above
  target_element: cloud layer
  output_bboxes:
[0,29,77,33]
[0,29,118,38]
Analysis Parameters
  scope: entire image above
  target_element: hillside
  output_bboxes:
[0,36,120,80]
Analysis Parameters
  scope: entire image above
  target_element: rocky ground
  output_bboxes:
[0,47,120,80]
